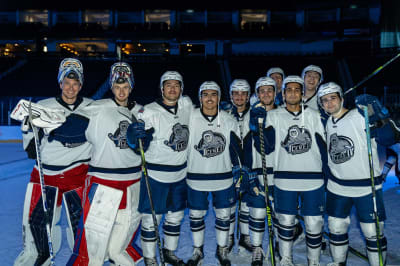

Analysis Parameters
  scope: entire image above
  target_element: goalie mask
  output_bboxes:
[57,58,84,85]
[109,62,134,89]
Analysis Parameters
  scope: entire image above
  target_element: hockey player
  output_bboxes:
[46,62,148,265]
[226,79,252,254]
[250,76,326,266]
[302,65,324,111]
[185,81,242,266]
[382,142,400,183]
[137,71,193,266]
[318,82,389,266]
[267,67,285,106]
[242,76,278,265]
[13,58,93,266]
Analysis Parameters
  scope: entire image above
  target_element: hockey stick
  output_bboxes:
[344,52,400,96]
[295,214,369,262]
[28,101,56,265]
[363,106,384,266]
[131,115,165,266]
[258,117,276,266]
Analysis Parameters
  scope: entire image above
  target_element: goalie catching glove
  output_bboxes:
[11,99,66,134]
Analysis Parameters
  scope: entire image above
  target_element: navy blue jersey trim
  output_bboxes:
[328,174,383,187]
[254,167,274,175]
[274,171,323,180]
[187,171,232,181]
[41,158,90,171]
[146,162,187,172]
[89,165,141,174]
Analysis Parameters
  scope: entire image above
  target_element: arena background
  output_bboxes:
[0,0,399,265]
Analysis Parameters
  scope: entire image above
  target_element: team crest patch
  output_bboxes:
[329,133,354,164]
[164,123,189,151]
[108,120,130,149]
[195,130,226,158]
[281,125,312,155]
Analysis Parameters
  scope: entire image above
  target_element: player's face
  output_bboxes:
[112,82,132,106]
[270,73,283,90]
[201,89,219,112]
[162,80,181,104]
[284,83,302,105]
[304,71,321,92]
[231,90,248,108]
[321,92,342,115]
[60,77,81,104]
[258,85,275,106]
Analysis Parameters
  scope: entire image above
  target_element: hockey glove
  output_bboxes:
[249,102,267,133]
[355,94,390,126]
[127,121,146,150]
[241,166,260,196]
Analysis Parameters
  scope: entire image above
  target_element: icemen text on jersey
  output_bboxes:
[22,97,93,175]
[264,106,326,191]
[326,109,382,197]
[187,109,241,192]
[140,95,193,183]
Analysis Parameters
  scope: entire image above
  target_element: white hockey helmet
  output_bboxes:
[57,58,84,85]
[282,75,304,93]
[255,77,276,93]
[109,62,134,89]
[317,82,343,106]
[160,71,184,91]
[229,79,250,102]
[267,67,285,79]
[198,81,221,101]
[301,65,324,85]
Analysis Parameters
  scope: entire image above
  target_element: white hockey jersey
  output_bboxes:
[228,105,251,146]
[22,97,93,175]
[51,98,143,181]
[187,109,241,191]
[265,106,326,191]
[325,109,382,197]
[140,96,194,183]
[303,92,319,111]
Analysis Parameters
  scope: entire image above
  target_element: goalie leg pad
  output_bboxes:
[140,213,162,258]
[108,182,143,265]
[63,186,84,251]
[163,210,184,251]
[14,182,59,266]
[68,183,122,266]
[328,216,350,263]
[249,207,266,246]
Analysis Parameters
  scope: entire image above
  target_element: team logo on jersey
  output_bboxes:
[194,130,226,158]
[164,123,189,152]
[329,133,354,164]
[281,125,312,155]
[108,120,130,149]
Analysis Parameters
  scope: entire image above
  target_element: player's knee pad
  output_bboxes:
[63,186,84,251]
[189,209,206,232]
[277,213,296,242]
[360,222,387,253]
[163,211,184,251]
[328,216,350,252]
[214,207,230,231]
[304,215,323,251]
[249,207,266,232]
